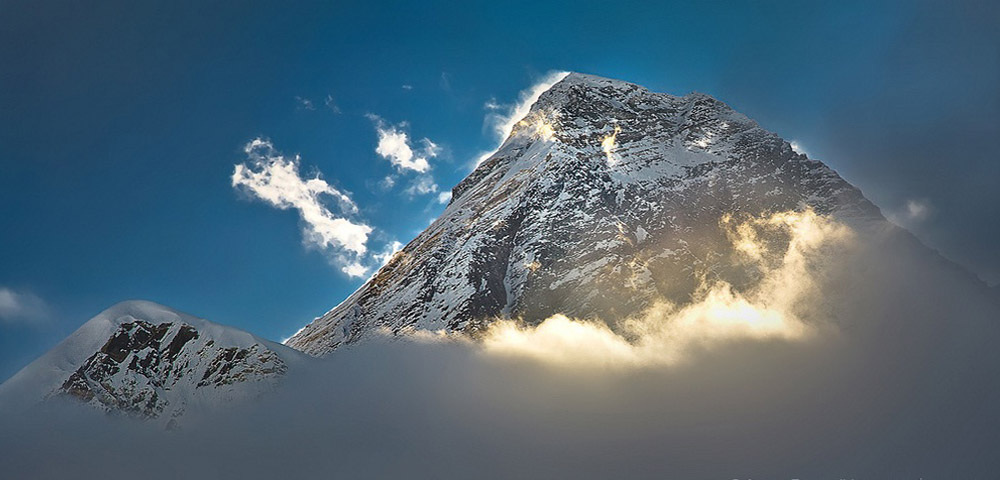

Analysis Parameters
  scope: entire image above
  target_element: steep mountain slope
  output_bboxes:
[0,300,303,425]
[288,72,886,356]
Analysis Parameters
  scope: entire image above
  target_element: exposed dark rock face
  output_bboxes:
[287,72,886,356]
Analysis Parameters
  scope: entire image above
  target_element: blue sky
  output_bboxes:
[1,0,997,381]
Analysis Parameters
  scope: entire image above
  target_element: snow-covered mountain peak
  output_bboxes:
[0,300,303,425]
[453,71,777,208]
[287,73,882,356]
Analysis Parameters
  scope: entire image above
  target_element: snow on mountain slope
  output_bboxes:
[287,72,886,356]
[0,300,303,425]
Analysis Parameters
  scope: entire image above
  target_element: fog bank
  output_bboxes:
[2,222,999,479]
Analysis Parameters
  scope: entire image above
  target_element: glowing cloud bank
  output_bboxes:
[478,210,852,368]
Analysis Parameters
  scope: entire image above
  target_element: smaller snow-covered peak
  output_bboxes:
[0,300,302,425]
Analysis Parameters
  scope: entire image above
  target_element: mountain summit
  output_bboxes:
[286,72,883,356]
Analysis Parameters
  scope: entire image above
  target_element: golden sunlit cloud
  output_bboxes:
[517,111,558,141]
[601,124,621,165]
[477,209,853,369]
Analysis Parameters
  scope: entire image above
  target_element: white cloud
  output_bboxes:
[906,199,930,220]
[232,138,373,270]
[295,96,315,111]
[379,175,396,190]
[789,140,808,156]
[372,241,404,267]
[439,72,451,91]
[476,71,570,167]
[339,240,406,280]
[420,138,441,158]
[401,84,413,91]
[0,287,48,325]
[405,175,438,196]
[370,117,438,174]
[376,128,424,172]
[324,95,341,114]
[887,198,933,227]
[341,262,369,279]
[437,191,452,204]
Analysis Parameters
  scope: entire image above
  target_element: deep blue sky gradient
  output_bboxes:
[1,0,997,380]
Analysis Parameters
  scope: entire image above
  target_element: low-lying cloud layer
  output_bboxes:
[437,210,850,368]
[4,212,999,479]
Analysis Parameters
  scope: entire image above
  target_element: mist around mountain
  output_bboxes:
[3,236,999,478]
[2,73,1000,478]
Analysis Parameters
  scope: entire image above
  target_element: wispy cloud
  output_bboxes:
[232,138,372,276]
[420,138,441,159]
[324,94,341,114]
[405,175,438,196]
[439,72,451,91]
[888,198,933,227]
[475,71,570,167]
[789,140,808,156]
[905,199,930,221]
[378,175,396,190]
[437,191,452,205]
[294,96,315,111]
[372,240,404,267]
[0,287,49,325]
